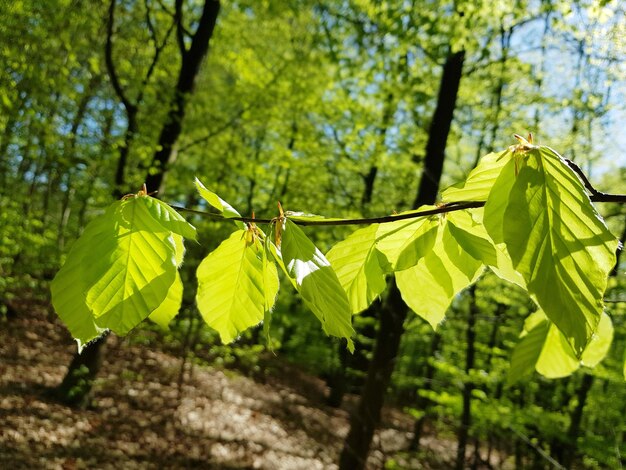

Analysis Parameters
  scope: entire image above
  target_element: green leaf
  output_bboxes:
[508,310,614,383]
[262,242,280,313]
[172,234,185,267]
[142,197,197,240]
[51,212,110,350]
[326,224,387,314]
[194,177,244,229]
[375,208,439,271]
[487,146,618,354]
[483,154,519,245]
[51,197,180,343]
[196,229,277,344]
[580,312,613,367]
[396,220,483,329]
[454,207,525,288]
[442,149,511,202]
[284,211,345,223]
[507,314,550,384]
[446,209,498,266]
[83,198,178,334]
[535,322,580,379]
[279,219,354,349]
[149,273,183,329]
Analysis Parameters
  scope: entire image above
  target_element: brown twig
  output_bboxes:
[167,158,626,226]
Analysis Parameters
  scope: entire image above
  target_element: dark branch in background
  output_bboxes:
[178,61,290,153]
[105,0,136,116]
[174,0,186,55]
[137,0,177,105]
[154,0,174,16]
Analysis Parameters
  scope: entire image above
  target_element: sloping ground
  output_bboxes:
[0,302,475,470]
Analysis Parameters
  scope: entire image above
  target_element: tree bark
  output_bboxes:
[339,49,465,470]
[145,0,220,194]
[456,284,478,470]
[409,332,442,451]
[53,333,108,407]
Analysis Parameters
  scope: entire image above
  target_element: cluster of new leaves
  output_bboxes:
[51,141,621,380]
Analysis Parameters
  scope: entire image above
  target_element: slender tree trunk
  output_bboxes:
[53,333,109,407]
[556,373,594,468]
[456,285,478,470]
[326,90,397,407]
[339,49,465,470]
[57,77,99,251]
[145,0,220,193]
[55,112,117,407]
[409,332,442,451]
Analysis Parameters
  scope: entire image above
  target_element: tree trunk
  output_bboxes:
[145,0,220,194]
[339,49,465,470]
[409,332,442,451]
[326,90,397,407]
[456,284,478,470]
[53,333,108,407]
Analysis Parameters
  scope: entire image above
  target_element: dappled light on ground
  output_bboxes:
[0,305,477,469]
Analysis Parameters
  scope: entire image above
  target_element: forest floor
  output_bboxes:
[0,298,509,469]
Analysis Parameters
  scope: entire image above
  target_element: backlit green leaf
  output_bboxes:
[580,312,613,367]
[507,314,550,384]
[149,273,183,329]
[535,322,580,379]
[196,229,277,344]
[262,236,280,345]
[446,209,497,266]
[51,196,181,345]
[194,177,244,229]
[83,198,178,334]
[396,220,483,329]
[487,146,618,354]
[51,211,111,350]
[376,208,438,271]
[508,310,614,383]
[285,211,345,223]
[326,224,386,313]
[280,219,354,349]
[142,197,197,240]
[442,149,511,202]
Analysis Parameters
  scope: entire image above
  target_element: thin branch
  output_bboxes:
[137,10,177,104]
[154,0,174,16]
[144,0,158,45]
[565,158,626,203]
[105,0,136,115]
[174,0,186,56]
[170,201,482,226]
[178,61,291,152]
[169,188,626,227]
[509,426,566,470]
